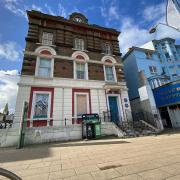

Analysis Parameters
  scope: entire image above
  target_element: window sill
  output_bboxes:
[75,78,88,81]
[72,48,89,52]
[34,76,53,80]
[36,43,56,47]
[105,81,117,83]
[101,53,116,57]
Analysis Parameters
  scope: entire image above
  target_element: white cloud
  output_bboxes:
[3,0,62,19]
[142,2,166,22]
[31,4,42,12]
[0,70,19,113]
[3,0,26,17]
[119,17,154,54]
[58,3,67,17]
[100,0,120,26]
[120,1,180,54]
[0,42,22,61]
[45,3,56,16]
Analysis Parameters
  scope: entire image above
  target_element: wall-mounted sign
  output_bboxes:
[153,82,180,107]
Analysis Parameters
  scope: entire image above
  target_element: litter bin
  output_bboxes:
[82,114,101,139]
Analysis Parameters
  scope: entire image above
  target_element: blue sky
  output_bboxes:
[0,0,180,112]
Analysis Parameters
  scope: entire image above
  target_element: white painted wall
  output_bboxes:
[53,88,63,126]
[101,122,124,137]
[19,76,126,89]
[0,123,125,147]
[63,88,72,125]
[120,90,132,121]
[140,41,155,50]
[168,107,180,128]
[13,86,31,128]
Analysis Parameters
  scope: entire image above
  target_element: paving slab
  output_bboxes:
[1,133,180,180]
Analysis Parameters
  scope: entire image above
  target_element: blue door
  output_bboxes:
[108,96,119,123]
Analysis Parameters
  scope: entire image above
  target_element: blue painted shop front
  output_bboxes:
[153,82,180,107]
[153,81,180,128]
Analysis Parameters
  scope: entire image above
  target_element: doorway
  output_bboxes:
[159,107,172,128]
[108,96,120,123]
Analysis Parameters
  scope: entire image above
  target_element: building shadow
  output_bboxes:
[0,139,130,163]
[51,140,130,148]
[0,146,51,163]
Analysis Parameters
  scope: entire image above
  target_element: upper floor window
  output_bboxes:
[74,38,84,50]
[105,66,115,81]
[172,67,177,76]
[102,43,111,55]
[42,32,53,46]
[149,66,157,74]
[165,52,172,62]
[173,51,178,60]
[38,58,52,77]
[76,62,86,79]
[145,52,152,59]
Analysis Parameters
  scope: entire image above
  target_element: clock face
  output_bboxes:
[74,17,82,23]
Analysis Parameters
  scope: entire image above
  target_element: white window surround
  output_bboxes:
[72,51,89,80]
[35,56,54,78]
[31,91,52,120]
[72,51,89,60]
[101,56,117,82]
[35,46,56,56]
[101,56,116,64]
[102,43,111,55]
[42,32,53,46]
[106,94,124,122]
[74,61,88,80]
[74,38,85,51]
[35,46,56,78]
[104,65,117,82]
[74,92,90,118]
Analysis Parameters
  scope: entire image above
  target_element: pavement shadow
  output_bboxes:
[0,139,129,163]
[51,140,130,148]
[0,146,50,163]
[161,128,180,136]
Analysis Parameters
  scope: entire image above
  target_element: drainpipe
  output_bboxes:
[97,89,101,114]
[62,88,64,126]
[119,90,127,122]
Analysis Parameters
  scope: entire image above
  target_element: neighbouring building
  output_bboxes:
[14,10,132,130]
[123,47,165,129]
[141,38,180,81]
[153,80,180,128]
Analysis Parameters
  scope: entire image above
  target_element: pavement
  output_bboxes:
[0,132,180,180]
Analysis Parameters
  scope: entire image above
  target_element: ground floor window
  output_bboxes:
[72,89,91,124]
[28,87,54,127]
[76,94,88,117]
[33,93,50,119]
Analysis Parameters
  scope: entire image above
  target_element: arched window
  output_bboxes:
[72,51,89,80]
[35,46,56,78]
[101,56,117,82]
